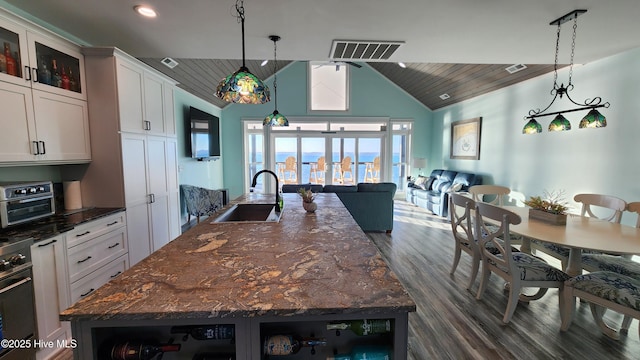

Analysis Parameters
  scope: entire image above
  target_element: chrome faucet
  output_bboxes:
[251,169,281,212]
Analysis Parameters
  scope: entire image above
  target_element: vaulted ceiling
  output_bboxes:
[5,0,640,110]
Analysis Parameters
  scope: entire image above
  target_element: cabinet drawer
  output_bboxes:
[66,212,126,248]
[70,255,128,304]
[67,228,127,283]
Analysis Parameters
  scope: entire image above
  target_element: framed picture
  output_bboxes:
[450,117,482,160]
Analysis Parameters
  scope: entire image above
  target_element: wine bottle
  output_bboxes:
[61,65,70,90]
[170,324,235,340]
[108,341,181,360]
[39,57,52,85]
[263,334,327,355]
[52,59,62,87]
[0,51,6,73]
[326,319,392,336]
[3,43,16,76]
[327,345,391,360]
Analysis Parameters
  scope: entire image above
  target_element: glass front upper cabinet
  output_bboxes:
[0,17,85,100]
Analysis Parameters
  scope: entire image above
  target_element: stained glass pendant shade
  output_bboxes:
[548,114,571,132]
[215,0,270,104]
[263,35,288,126]
[579,109,607,128]
[216,67,270,104]
[522,119,542,134]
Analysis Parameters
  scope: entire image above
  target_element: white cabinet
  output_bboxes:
[0,15,86,99]
[31,235,71,360]
[66,212,128,302]
[0,11,90,164]
[80,47,179,266]
[122,133,178,264]
[115,54,175,136]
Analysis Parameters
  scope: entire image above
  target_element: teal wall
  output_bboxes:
[432,47,640,225]
[174,88,224,190]
[221,62,432,198]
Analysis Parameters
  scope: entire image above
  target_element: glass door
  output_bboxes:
[301,137,326,184]
[274,137,298,186]
[359,138,382,183]
[331,137,355,185]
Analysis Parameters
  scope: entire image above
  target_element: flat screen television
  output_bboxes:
[186,106,220,160]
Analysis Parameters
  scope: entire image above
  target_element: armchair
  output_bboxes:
[180,185,227,223]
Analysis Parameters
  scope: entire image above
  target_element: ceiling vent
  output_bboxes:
[439,93,451,100]
[161,57,179,69]
[330,40,405,62]
[505,63,527,74]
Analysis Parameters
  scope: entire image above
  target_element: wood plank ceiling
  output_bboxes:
[139,58,557,110]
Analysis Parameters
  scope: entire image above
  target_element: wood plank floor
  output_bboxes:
[367,200,640,360]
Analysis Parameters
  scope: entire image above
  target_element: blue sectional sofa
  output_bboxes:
[282,183,397,232]
[405,169,481,217]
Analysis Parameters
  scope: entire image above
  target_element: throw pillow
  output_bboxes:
[448,182,463,193]
[414,175,428,186]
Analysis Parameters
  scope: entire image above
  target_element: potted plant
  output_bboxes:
[524,190,569,225]
[297,188,317,212]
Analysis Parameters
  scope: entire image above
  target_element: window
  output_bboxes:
[309,61,349,111]
[244,121,264,191]
[391,121,412,192]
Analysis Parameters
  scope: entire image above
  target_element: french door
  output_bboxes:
[272,134,383,186]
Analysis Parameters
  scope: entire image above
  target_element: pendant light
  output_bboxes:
[215,0,270,104]
[263,35,289,126]
[523,9,610,134]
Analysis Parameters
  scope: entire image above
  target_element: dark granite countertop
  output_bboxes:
[60,193,416,322]
[0,207,125,243]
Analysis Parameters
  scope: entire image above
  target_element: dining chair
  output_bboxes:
[281,156,298,184]
[474,202,569,324]
[309,156,326,184]
[561,271,640,340]
[469,184,510,205]
[470,185,522,245]
[580,201,640,332]
[531,193,627,270]
[449,193,481,291]
[333,156,354,184]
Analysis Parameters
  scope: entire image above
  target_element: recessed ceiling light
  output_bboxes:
[398,62,406,68]
[261,60,269,67]
[439,93,450,100]
[134,5,157,18]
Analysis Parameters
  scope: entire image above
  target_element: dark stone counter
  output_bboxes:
[60,193,415,321]
[0,207,125,243]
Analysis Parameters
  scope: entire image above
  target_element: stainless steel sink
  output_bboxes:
[211,203,282,223]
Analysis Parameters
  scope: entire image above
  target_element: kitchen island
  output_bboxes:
[61,193,415,359]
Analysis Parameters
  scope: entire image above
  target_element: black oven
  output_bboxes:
[0,182,55,228]
[0,237,36,360]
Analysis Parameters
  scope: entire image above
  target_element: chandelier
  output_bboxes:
[215,0,270,104]
[523,9,610,134]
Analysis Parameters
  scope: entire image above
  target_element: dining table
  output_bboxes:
[502,206,640,277]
